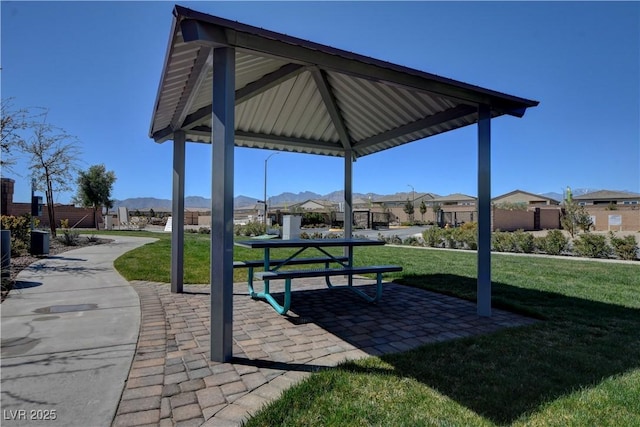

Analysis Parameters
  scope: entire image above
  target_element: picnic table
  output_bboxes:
[234,238,402,314]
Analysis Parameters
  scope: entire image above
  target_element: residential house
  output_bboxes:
[371,192,439,224]
[574,190,640,231]
[432,193,477,226]
[492,189,561,231]
[573,190,640,206]
[493,189,560,207]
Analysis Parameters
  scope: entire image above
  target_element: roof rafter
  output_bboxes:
[170,46,212,130]
[353,104,477,152]
[173,63,309,135]
[236,63,306,104]
[185,127,344,154]
[310,67,352,150]
[235,130,343,154]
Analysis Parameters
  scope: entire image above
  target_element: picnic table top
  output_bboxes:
[234,238,385,249]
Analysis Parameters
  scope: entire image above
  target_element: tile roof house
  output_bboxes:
[493,189,560,207]
[290,199,336,211]
[573,190,640,206]
[372,192,439,208]
[433,193,477,206]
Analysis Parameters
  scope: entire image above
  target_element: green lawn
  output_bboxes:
[101,231,640,426]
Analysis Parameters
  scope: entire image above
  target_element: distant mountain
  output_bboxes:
[323,191,385,202]
[112,197,172,210]
[185,196,211,208]
[540,192,563,202]
[268,191,322,205]
[112,190,384,210]
[541,188,612,203]
[112,196,255,210]
[234,195,259,207]
[114,188,630,211]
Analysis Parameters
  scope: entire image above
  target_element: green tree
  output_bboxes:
[432,202,442,225]
[419,200,427,222]
[561,197,593,238]
[74,164,116,230]
[19,114,81,237]
[403,198,415,223]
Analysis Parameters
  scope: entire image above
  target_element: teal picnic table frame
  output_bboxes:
[234,238,394,314]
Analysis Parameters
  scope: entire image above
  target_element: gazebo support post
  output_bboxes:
[477,104,492,316]
[171,130,186,293]
[344,150,353,262]
[210,47,236,362]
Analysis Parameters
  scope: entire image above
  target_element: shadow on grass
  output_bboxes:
[331,274,640,424]
[254,272,640,424]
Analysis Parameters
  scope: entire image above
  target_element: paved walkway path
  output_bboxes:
[1,236,155,427]
[114,279,536,426]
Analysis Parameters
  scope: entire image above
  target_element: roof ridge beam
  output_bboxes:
[180,18,229,48]
[310,67,352,150]
[353,104,476,151]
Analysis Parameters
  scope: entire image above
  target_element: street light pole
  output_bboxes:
[263,152,280,227]
[407,184,415,222]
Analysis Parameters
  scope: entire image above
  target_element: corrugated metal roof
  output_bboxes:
[150,5,538,157]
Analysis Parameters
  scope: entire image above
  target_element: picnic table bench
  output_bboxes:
[234,238,402,314]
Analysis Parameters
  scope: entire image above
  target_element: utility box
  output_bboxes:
[282,215,301,240]
[31,196,43,217]
[30,230,50,255]
[1,230,10,278]
[104,215,114,230]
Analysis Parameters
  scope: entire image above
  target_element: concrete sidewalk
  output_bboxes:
[0,236,155,427]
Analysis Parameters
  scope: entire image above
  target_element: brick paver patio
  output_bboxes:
[113,278,537,426]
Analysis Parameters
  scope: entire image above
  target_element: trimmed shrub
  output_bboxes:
[235,221,266,237]
[422,226,443,247]
[572,233,612,259]
[543,229,569,255]
[492,231,513,252]
[300,231,323,239]
[511,230,535,253]
[609,233,638,260]
[533,236,546,253]
[1,214,33,256]
[402,236,422,246]
[58,229,80,246]
[455,222,478,250]
[325,232,342,239]
[379,234,402,245]
[301,212,328,227]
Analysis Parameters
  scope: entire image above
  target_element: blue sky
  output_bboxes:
[2,1,639,204]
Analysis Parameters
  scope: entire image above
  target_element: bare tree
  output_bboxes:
[19,114,81,237]
[1,98,32,174]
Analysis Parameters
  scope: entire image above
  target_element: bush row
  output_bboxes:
[1,214,100,256]
[411,224,638,260]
